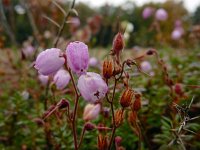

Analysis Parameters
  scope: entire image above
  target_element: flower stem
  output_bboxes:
[108,78,117,150]
[68,68,80,150]
[54,0,76,47]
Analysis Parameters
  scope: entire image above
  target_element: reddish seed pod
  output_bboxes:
[103,59,113,79]
[114,109,124,127]
[132,93,141,111]
[98,134,108,150]
[112,32,124,55]
[120,88,134,108]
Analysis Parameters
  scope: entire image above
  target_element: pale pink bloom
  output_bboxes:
[83,103,101,121]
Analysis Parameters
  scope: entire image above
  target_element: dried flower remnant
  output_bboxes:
[34,48,65,75]
[66,41,89,75]
[77,72,108,103]
[103,59,113,79]
[53,69,70,90]
[112,32,124,63]
[114,109,124,127]
[98,134,108,150]
[120,88,134,108]
[132,93,142,112]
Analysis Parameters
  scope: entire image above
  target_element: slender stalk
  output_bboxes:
[78,128,86,149]
[54,0,76,47]
[68,68,80,150]
[108,78,118,150]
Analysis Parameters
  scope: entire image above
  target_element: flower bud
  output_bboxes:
[115,136,122,146]
[112,32,124,55]
[22,45,35,58]
[84,122,96,131]
[102,107,110,118]
[77,72,108,103]
[103,59,113,79]
[120,88,134,108]
[53,69,70,90]
[174,83,183,96]
[66,41,89,75]
[132,93,141,111]
[141,61,152,72]
[57,99,69,109]
[33,118,45,126]
[114,109,124,127]
[38,74,49,86]
[89,57,98,67]
[35,48,65,75]
[142,7,154,19]
[171,29,182,40]
[83,104,101,121]
[155,8,168,21]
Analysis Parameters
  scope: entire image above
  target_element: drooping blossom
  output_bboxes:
[142,7,154,19]
[83,103,101,121]
[155,8,168,21]
[66,41,89,75]
[53,69,70,90]
[77,72,108,103]
[38,74,49,86]
[141,61,152,72]
[35,48,65,75]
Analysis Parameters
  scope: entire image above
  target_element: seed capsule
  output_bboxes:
[103,59,113,79]
[112,32,124,55]
[114,109,124,127]
[120,88,134,108]
[132,93,141,111]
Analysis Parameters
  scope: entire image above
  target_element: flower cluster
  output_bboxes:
[34,32,144,150]
[35,41,108,120]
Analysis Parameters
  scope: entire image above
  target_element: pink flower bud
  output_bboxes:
[83,103,101,121]
[38,74,49,86]
[142,7,154,19]
[53,69,70,90]
[35,48,65,75]
[66,41,89,75]
[22,45,35,58]
[77,72,108,103]
[89,57,98,67]
[171,29,182,40]
[141,61,152,72]
[155,8,168,21]
[175,20,182,28]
